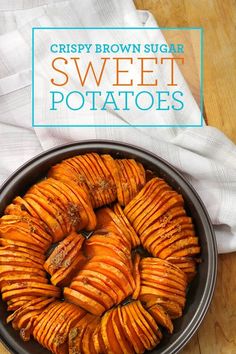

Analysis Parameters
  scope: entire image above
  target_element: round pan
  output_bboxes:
[0,140,217,354]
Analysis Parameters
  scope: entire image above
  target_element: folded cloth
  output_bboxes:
[0,0,236,253]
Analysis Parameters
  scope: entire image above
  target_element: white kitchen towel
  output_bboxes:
[0,0,236,253]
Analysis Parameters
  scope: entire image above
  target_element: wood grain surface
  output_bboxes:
[1,1,236,354]
[134,1,236,354]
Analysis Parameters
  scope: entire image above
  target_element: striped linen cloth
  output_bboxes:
[0,0,236,253]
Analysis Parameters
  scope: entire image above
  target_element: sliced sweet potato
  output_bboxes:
[68,313,97,354]
[81,317,100,354]
[101,309,123,353]
[92,153,117,203]
[2,284,61,301]
[40,302,72,350]
[135,190,178,234]
[147,303,173,334]
[157,237,199,259]
[129,187,174,232]
[95,207,132,249]
[5,196,38,218]
[85,238,130,265]
[0,238,45,255]
[24,195,64,242]
[117,304,144,354]
[124,303,147,352]
[81,260,133,299]
[113,203,140,248]
[132,253,141,300]
[0,265,46,279]
[140,286,186,307]
[112,307,134,354]
[44,231,84,275]
[64,287,105,315]
[140,207,187,243]
[78,266,126,303]
[27,186,68,236]
[73,269,119,303]
[46,303,85,353]
[92,324,106,354]
[136,301,162,340]
[140,270,186,292]
[171,246,201,258]
[51,251,86,287]
[61,179,96,231]
[116,160,132,205]
[124,178,166,217]
[150,230,195,258]
[70,280,114,310]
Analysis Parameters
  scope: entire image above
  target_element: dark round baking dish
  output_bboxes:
[0,140,217,354]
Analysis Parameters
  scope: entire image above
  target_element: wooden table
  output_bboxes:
[1,1,236,353]
[134,1,236,353]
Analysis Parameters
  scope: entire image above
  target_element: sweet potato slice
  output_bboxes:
[40,302,72,350]
[73,271,116,305]
[84,153,112,206]
[44,231,84,275]
[171,246,201,258]
[151,299,182,319]
[85,238,130,265]
[112,307,134,354]
[147,303,173,334]
[102,154,124,205]
[101,309,123,353]
[128,301,159,350]
[70,280,114,310]
[0,238,45,255]
[54,308,87,354]
[32,301,60,342]
[2,285,61,301]
[81,317,100,354]
[95,208,131,249]
[24,195,64,242]
[0,265,46,278]
[92,153,117,203]
[136,301,162,340]
[51,251,86,287]
[73,269,119,304]
[5,196,39,218]
[116,160,132,205]
[79,268,126,303]
[27,186,68,236]
[140,270,186,292]
[0,228,49,251]
[113,203,140,248]
[81,260,133,299]
[92,324,106,354]
[124,178,166,217]
[64,287,105,315]
[140,286,186,307]
[7,297,54,326]
[0,275,48,292]
[132,253,141,300]
[123,303,147,352]
[140,207,187,243]
[135,190,179,234]
[87,255,135,290]
[141,216,193,248]
[150,231,194,258]
[117,304,144,354]
[157,237,199,259]
[128,183,173,227]
[46,303,85,353]
[68,313,97,354]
